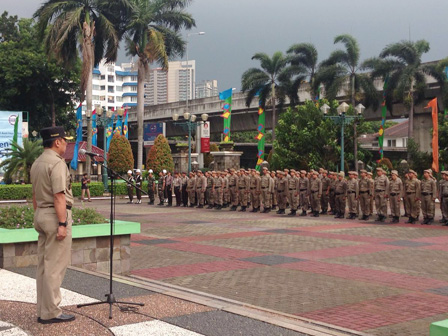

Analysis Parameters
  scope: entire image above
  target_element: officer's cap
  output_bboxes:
[256,171,260,175]
[352,171,358,176]
[339,171,345,177]
[376,167,385,173]
[284,168,289,172]
[136,169,141,173]
[40,126,73,141]
[262,166,268,170]
[127,170,132,174]
[300,170,306,174]
[442,171,448,176]
[408,169,417,175]
[391,170,398,175]
[148,169,153,173]
[367,171,373,176]
[359,169,367,174]
[424,169,432,174]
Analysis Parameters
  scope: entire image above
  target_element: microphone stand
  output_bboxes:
[77,155,147,319]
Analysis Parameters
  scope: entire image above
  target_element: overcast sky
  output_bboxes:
[3,0,448,91]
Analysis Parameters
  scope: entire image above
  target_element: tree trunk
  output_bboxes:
[271,82,276,153]
[137,57,147,171]
[83,21,94,178]
[407,81,415,162]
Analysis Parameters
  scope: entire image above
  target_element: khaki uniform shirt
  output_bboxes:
[405,178,421,198]
[374,175,389,196]
[187,176,196,190]
[321,176,331,194]
[228,174,238,187]
[389,178,403,197]
[299,177,310,195]
[310,178,322,195]
[358,177,372,195]
[31,149,73,207]
[277,178,288,192]
[421,178,437,197]
[347,178,359,197]
[335,179,348,196]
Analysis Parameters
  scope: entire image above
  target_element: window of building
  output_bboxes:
[387,139,396,147]
[131,86,137,92]
[108,75,114,83]
[93,85,100,91]
[131,96,137,102]
[116,96,123,102]
[108,96,115,103]
[116,76,123,82]
[100,75,106,80]
[108,86,114,93]
[100,96,106,101]
[100,85,105,91]
[92,95,100,100]
[93,74,101,80]
[403,138,408,147]
[116,86,123,92]
[372,142,379,147]
[131,76,137,81]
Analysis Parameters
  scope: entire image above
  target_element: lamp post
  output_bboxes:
[321,102,364,172]
[172,113,209,173]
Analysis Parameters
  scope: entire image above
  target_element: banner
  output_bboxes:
[144,122,165,146]
[105,115,115,153]
[123,107,129,139]
[92,109,97,147]
[70,105,82,171]
[200,121,210,153]
[426,98,439,172]
[219,88,233,142]
[114,114,123,136]
[0,112,23,152]
[378,77,388,159]
[255,100,266,170]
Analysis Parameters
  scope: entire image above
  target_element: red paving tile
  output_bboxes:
[175,231,274,242]
[283,243,404,260]
[130,242,145,247]
[300,292,448,331]
[131,260,260,280]
[131,234,150,241]
[157,242,266,259]
[295,223,367,232]
[289,230,395,244]
[278,260,448,291]
[412,235,448,244]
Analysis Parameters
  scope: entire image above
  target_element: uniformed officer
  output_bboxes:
[147,169,156,205]
[403,172,411,217]
[271,171,278,210]
[276,171,288,214]
[334,171,347,218]
[213,171,224,209]
[374,167,389,222]
[195,171,207,208]
[404,169,421,224]
[298,170,310,216]
[173,172,182,206]
[439,171,448,225]
[310,171,322,217]
[346,171,359,219]
[126,170,135,204]
[287,170,299,216]
[367,171,375,215]
[358,169,372,220]
[421,169,437,224]
[222,171,230,208]
[260,167,273,213]
[228,169,239,211]
[157,171,164,205]
[320,170,331,214]
[328,172,337,215]
[388,170,403,223]
[135,169,143,204]
[165,171,173,207]
[31,126,76,324]
[250,169,261,212]
[187,172,196,206]
[238,169,250,212]
[205,171,214,208]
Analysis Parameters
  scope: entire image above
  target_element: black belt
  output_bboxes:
[335,193,344,195]
[261,187,267,189]
[239,187,245,189]
[66,205,72,210]
[251,187,256,189]
[289,188,296,190]
[347,191,356,194]
[407,192,415,194]
[443,194,448,197]
[421,192,432,196]
[311,191,318,193]
[375,190,385,192]
[390,193,398,196]
[207,187,212,189]
[359,191,369,194]
[230,185,236,187]
[300,189,307,191]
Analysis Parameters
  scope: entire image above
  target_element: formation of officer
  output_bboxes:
[130,167,447,226]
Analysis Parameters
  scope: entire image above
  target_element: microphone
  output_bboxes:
[79,149,101,157]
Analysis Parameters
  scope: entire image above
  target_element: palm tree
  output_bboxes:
[124,0,195,170]
[315,34,378,171]
[0,139,43,184]
[34,0,129,177]
[241,51,299,146]
[362,40,434,159]
[287,43,318,98]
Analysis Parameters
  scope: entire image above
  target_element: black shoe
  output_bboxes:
[216,205,222,210]
[440,217,447,224]
[287,210,296,216]
[250,208,257,212]
[189,204,195,207]
[313,211,319,217]
[360,215,367,220]
[239,206,246,212]
[276,209,282,214]
[407,217,415,224]
[426,218,433,225]
[271,206,277,210]
[392,216,399,223]
[334,213,340,218]
[300,211,307,216]
[230,206,236,211]
[196,205,203,208]
[38,314,76,324]
[207,205,213,209]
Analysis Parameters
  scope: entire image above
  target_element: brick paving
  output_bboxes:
[89,200,448,335]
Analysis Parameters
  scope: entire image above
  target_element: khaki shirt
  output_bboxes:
[358,177,372,195]
[299,177,310,195]
[374,175,389,196]
[439,180,448,198]
[228,174,238,187]
[310,178,322,195]
[187,177,196,190]
[30,148,73,208]
[421,178,437,196]
[335,179,348,196]
[405,178,421,198]
[389,178,403,197]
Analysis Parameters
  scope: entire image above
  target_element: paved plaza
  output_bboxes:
[104,199,448,336]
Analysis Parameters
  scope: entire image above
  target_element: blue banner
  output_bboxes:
[144,122,165,144]
[114,115,123,136]
[92,110,97,147]
[0,112,23,152]
[123,108,129,139]
[70,105,82,171]
[105,115,115,153]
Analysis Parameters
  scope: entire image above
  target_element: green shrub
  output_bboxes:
[146,134,174,176]
[108,134,134,174]
[108,181,148,195]
[72,182,105,197]
[0,205,106,229]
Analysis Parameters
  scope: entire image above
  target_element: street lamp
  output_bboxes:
[172,113,209,173]
[321,102,363,172]
[95,104,114,192]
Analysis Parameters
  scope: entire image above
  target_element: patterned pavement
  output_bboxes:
[93,200,448,335]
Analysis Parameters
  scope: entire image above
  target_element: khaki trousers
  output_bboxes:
[196,189,205,205]
[335,194,346,216]
[299,191,309,211]
[310,192,320,212]
[34,207,72,320]
[205,188,214,205]
[389,194,401,217]
[287,190,298,210]
[442,197,448,219]
[251,190,260,209]
[261,188,271,208]
[239,188,248,206]
[214,188,223,205]
[375,191,387,216]
[188,189,196,205]
[320,192,329,212]
[421,194,435,219]
[230,186,239,206]
[404,193,419,219]
[223,188,230,204]
[347,192,358,214]
[277,191,287,210]
[329,190,336,212]
[359,192,371,216]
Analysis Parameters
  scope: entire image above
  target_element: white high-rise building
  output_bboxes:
[195,80,218,99]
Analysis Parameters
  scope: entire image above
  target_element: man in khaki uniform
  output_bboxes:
[374,167,389,222]
[298,170,310,216]
[310,171,322,217]
[205,171,215,209]
[238,169,250,212]
[260,168,272,212]
[212,171,224,210]
[320,170,331,214]
[404,170,421,224]
[228,169,239,211]
[250,169,261,212]
[276,171,288,214]
[358,169,372,220]
[403,172,411,217]
[287,170,300,216]
[271,171,278,210]
[367,171,375,215]
[439,171,448,225]
[187,172,196,206]
[222,171,230,208]
[421,169,437,224]
[31,126,75,324]
[334,171,347,218]
[389,170,403,223]
[346,172,359,219]
[195,171,207,208]
[328,172,337,215]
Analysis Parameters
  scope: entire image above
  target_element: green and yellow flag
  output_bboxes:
[219,88,233,142]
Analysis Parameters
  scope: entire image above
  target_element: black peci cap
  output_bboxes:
[40,126,73,141]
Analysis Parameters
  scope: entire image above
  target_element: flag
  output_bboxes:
[219,88,233,142]
[92,109,98,147]
[378,77,388,159]
[70,105,83,171]
[106,114,115,153]
[11,115,19,150]
[114,113,123,136]
[426,98,439,172]
[255,100,266,170]
[123,106,129,139]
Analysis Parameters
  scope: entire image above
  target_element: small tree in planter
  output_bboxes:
[146,134,174,176]
[108,134,134,175]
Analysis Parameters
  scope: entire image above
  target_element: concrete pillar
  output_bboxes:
[413,113,433,153]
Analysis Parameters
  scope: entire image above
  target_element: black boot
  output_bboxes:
[300,210,307,216]
[239,206,246,212]
[407,217,414,224]
[334,212,340,218]
[392,216,399,223]
[197,205,203,208]
[272,205,277,210]
[313,211,319,217]
[440,217,447,224]
[288,210,296,216]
